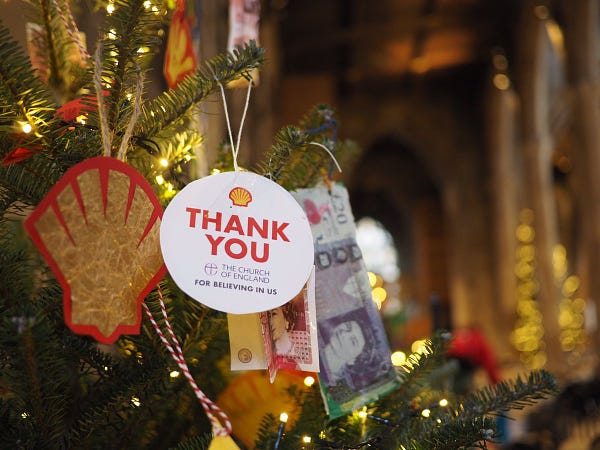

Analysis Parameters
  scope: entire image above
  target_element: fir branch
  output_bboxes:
[92,0,162,154]
[0,22,57,152]
[256,105,349,190]
[133,41,265,140]
[460,370,558,416]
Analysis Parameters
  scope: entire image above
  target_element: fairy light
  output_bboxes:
[106,2,115,14]
[358,407,368,420]
[553,244,587,356]
[302,436,312,443]
[21,412,29,419]
[169,370,180,378]
[131,396,141,407]
[159,158,169,167]
[411,339,429,355]
[439,398,448,407]
[510,208,547,368]
[303,375,315,387]
[367,271,377,287]
[390,351,406,366]
[274,413,288,449]
[143,0,151,8]
[107,28,117,40]
[372,286,387,309]
[21,122,32,134]
[421,408,431,418]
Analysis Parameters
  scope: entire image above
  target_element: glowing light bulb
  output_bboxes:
[169,370,180,378]
[421,408,431,418]
[367,271,377,287]
[358,407,367,419]
[302,436,312,443]
[131,396,141,407]
[391,351,406,366]
[106,2,115,14]
[155,175,164,185]
[439,398,448,407]
[159,158,169,167]
[21,123,32,134]
[303,376,315,387]
[279,412,288,423]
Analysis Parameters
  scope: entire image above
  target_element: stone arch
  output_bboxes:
[348,134,450,345]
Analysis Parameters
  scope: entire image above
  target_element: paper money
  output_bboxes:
[292,183,399,418]
[260,268,318,382]
[228,268,319,379]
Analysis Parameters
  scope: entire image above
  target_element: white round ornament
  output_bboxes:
[160,171,314,314]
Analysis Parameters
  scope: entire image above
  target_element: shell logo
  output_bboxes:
[229,186,253,207]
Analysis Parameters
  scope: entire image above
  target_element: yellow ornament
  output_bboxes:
[208,435,241,450]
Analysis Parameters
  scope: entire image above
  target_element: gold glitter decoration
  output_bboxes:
[25,157,166,343]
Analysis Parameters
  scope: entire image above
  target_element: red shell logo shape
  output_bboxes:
[24,157,167,344]
[229,186,252,207]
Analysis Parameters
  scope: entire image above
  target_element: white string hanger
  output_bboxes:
[218,77,253,172]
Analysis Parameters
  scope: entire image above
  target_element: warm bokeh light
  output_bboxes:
[302,436,312,443]
[21,122,32,134]
[367,271,377,287]
[411,339,428,355]
[493,73,510,90]
[391,351,407,366]
[155,175,164,185]
[279,412,288,423]
[421,408,431,418]
[439,398,448,407]
[159,158,169,167]
[303,376,315,387]
[169,370,180,378]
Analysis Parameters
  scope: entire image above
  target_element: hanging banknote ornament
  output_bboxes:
[25,157,167,344]
[160,170,314,314]
[292,183,400,419]
[227,0,260,87]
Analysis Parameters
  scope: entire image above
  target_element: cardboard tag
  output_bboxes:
[160,171,314,313]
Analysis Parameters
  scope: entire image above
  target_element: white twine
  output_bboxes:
[218,78,253,171]
[308,141,342,173]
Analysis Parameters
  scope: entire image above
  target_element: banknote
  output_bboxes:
[260,268,318,382]
[292,183,399,418]
[228,268,319,379]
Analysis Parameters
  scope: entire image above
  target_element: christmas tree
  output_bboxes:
[0,1,557,449]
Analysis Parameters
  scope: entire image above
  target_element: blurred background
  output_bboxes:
[3,0,600,447]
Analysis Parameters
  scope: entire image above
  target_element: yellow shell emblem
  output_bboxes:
[229,186,252,207]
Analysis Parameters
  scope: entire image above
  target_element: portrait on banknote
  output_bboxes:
[318,307,397,404]
[292,183,399,418]
[261,269,319,381]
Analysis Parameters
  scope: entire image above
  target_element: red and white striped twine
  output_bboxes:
[143,287,232,437]
[52,0,90,64]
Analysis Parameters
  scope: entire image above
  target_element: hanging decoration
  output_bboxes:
[160,170,314,314]
[164,0,198,89]
[227,0,260,87]
[227,268,319,381]
[24,157,167,344]
[291,183,400,419]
